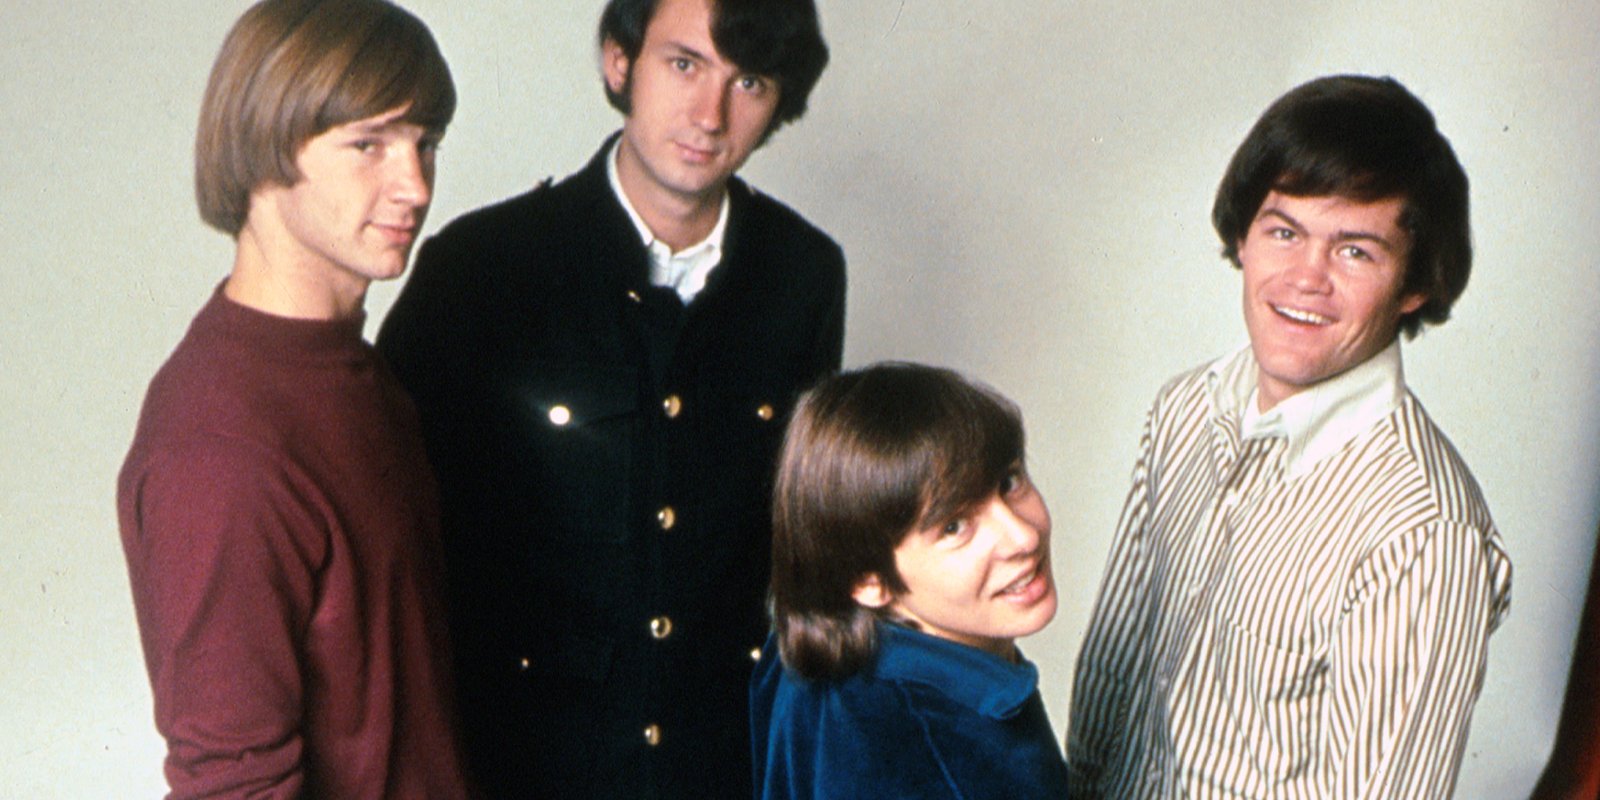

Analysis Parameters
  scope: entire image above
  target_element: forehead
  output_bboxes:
[644,0,713,40]
[1255,191,1407,236]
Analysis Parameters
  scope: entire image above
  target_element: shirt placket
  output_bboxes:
[1161,430,1284,798]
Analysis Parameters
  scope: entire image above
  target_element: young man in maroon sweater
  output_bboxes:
[116,1,469,797]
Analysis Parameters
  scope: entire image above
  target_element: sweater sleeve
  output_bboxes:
[119,438,326,800]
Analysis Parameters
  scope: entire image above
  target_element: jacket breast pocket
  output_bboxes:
[691,374,801,519]
[496,364,639,544]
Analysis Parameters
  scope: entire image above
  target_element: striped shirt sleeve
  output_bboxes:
[1325,520,1503,799]
[1066,402,1158,797]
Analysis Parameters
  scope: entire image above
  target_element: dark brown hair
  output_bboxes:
[1212,75,1471,338]
[195,0,456,236]
[598,0,829,141]
[770,362,1024,681]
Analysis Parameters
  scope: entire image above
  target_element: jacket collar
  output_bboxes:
[872,623,1039,720]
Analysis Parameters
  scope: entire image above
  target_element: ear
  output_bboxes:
[850,573,892,610]
[1399,292,1427,316]
[601,37,630,95]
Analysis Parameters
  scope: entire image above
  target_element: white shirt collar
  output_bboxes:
[606,138,730,303]
[1208,339,1407,478]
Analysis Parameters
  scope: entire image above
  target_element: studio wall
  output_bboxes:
[2,2,1595,795]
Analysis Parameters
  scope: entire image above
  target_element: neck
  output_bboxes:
[986,639,1020,662]
[615,145,725,252]
[226,216,367,322]
[1255,382,1287,413]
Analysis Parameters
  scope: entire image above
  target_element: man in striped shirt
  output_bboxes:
[1067,75,1513,799]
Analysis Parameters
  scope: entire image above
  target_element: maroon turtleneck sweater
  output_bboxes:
[118,288,470,799]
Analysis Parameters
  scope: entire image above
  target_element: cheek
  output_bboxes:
[908,553,977,601]
[731,100,776,137]
[953,552,994,597]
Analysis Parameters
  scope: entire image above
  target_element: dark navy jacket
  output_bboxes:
[751,624,1070,799]
[377,136,846,799]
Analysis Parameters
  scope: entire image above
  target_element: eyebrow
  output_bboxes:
[662,40,714,64]
[1256,207,1401,254]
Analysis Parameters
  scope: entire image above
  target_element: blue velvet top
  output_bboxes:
[750,623,1069,799]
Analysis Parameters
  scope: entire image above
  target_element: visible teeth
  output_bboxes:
[1003,569,1037,594]
[1274,305,1329,325]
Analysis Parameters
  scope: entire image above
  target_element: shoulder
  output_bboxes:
[754,655,955,799]
[420,151,618,269]
[899,682,1070,798]
[1136,357,1221,446]
[1339,395,1509,615]
[122,323,325,520]
[878,642,1069,798]
[124,339,305,508]
[1155,361,1213,406]
[132,330,285,456]
[758,652,920,739]
[1388,393,1495,529]
[728,178,844,265]
[424,179,565,255]
[1337,392,1496,551]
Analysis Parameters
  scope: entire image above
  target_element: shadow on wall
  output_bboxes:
[1530,509,1600,800]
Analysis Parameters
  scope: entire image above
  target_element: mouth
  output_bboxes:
[675,141,718,164]
[1271,304,1332,326]
[371,223,418,246]
[996,557,1051,601]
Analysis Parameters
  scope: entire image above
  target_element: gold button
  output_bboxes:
[650,616,673,639]
[518,657,531,671]
[626,290,643,303]
[643,723,662,746]
[662,395,682,419]
[755,403,774,421]
[548,405,572,426]
[657,506,676,530]
[749,647,762,662]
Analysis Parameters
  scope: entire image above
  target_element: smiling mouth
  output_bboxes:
[998,560,1047,597]
[1272,304,1331,325]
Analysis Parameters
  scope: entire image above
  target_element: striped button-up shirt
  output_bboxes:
[1067,342,1512,799]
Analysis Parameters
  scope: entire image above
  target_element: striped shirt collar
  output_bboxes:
[606,137,730,302]
[1208,339,1408,478]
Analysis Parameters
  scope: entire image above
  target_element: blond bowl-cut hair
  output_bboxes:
[195,0,456,236]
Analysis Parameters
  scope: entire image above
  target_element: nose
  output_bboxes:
[389,145,433,209]
[988,495,1048,557]
[1284,247,1333,293]
[691,81,729,134]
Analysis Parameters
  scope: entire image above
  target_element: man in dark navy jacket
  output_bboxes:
[376,0,841,796]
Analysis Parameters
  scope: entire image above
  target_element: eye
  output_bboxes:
[418,135,443,155]
[1000,466,1031,496]
[1266,226,1296,242]
[938,517,968,538]
[670,57,693,73]
[1338,243,1374,262]
[351,139,380,154]
[736,74,769,95]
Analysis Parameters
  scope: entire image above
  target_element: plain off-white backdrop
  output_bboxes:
[3,2,1596,796]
